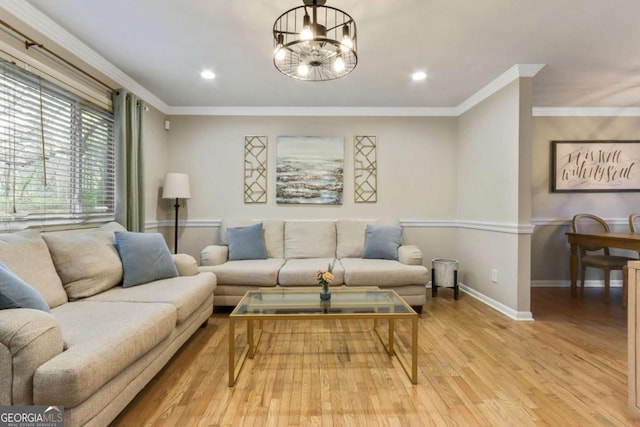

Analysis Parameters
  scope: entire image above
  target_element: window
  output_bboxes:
[0,58,115,229]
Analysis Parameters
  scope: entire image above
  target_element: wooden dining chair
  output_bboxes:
[630,214,640,233]
[572,213,634,305]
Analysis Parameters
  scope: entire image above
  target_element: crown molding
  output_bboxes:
[166,106,459,117]
[169,64,547,117]
[0,0,170,113]
[533,107,640,117]
[455,64,545,115]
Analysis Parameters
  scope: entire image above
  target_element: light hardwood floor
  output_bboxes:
[111,287,637,426]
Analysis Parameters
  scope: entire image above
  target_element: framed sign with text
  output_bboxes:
[551,140,640,192]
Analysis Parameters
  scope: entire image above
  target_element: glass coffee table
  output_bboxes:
[228,287,418,386]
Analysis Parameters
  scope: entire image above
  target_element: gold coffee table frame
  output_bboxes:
[228,287,418,386]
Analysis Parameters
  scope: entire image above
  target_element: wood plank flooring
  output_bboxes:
[111,287,637,426]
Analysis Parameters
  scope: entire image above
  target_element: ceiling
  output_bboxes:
[17,0,640,110]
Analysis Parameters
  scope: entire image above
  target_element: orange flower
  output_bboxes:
[322,272,334,282]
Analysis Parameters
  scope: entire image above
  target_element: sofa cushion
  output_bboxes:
[221,219,284,258]
[0,261,50,312]
[199,259,285,286]
[341,258,429,287]
[336,220,369,259]
[43,225,124,300]
[227,223,268,260]
[278,258,344,286]
[362,225,402,260]
[114,232,178,287]
[0,230,67,308]
[86,273,216,324]
[284,221,336,259]
[35,301,176,408]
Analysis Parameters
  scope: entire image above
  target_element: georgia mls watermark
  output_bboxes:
[0,406,64,427]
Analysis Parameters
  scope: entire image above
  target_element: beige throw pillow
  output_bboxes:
[43,225,124,300]
[0,230,68,308]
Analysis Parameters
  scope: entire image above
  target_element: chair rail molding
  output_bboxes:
[145,219,221,230]
[532,217,632,228]
[146,218,534,234]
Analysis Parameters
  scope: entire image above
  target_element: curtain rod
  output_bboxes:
[0,17,114,92]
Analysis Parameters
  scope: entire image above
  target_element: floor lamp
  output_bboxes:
[162,173,191,254]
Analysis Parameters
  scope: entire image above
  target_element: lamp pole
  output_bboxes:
[173,197,180,254]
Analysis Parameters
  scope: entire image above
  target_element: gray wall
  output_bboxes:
[143,90,640,317]
[456,79,533,318]
[143,105,170,224]
[531,116,640,284]
[159,115,459,266]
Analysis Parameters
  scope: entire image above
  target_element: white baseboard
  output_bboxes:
[428,282,534,321]
[458,283,534,321]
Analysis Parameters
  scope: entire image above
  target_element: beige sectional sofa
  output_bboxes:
[0,223,216,427]
[199,219,428,309]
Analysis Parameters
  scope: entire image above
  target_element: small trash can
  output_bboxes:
[431,258,459,300]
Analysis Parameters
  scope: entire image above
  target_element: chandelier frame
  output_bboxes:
[273,0,358,81]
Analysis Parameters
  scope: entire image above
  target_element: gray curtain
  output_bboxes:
[113,89,145,232]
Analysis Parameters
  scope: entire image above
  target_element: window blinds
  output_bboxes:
[0,58,115,229]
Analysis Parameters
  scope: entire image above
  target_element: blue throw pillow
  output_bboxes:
[0,261,50,312]
[114,232,178,287]
[362,225,402,260]
[227,223,268,261]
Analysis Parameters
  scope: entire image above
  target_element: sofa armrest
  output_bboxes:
[171,253,199,276]
[398,245,423,266]
[0,309,63,405]
[200,245,228,266]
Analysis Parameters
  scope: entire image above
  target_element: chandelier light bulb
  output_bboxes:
[297,63,310,76]
[340,37,353,52]
[300,12,313,40]
[274,47,286,61]
[334,56,345,72]
[300,27,314,41]
[340,24,353,52]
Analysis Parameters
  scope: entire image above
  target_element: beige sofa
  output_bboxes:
[0,223,216,427]
[199,219,428,310]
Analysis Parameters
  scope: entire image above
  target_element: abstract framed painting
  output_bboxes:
[276,136,344,204]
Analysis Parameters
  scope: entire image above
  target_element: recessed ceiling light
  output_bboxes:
[200,70,216,80]
[412,71,427,81]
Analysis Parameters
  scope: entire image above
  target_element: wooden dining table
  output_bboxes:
[566,231,640,298]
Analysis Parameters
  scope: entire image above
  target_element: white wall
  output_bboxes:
[161,115,458,262]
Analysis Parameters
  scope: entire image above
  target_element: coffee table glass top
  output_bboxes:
[230,287,416,317]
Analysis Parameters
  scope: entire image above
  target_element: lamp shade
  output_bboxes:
[162,173,191,199]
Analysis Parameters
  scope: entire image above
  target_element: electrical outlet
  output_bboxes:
[491,268,498,283]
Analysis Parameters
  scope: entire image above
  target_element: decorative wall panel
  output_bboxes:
[244,136,267,203]
[354,136,377,203]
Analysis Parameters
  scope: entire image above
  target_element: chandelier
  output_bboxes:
[273,0,358,81]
